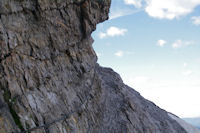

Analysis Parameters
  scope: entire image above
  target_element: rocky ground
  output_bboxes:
[0,0,193,133]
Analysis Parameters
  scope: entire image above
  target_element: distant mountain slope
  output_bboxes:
[169,114,200,133]
[183,117,200,129]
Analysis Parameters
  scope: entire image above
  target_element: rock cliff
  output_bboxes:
[0,0,189,133]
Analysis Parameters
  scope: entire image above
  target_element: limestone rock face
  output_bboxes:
[0,0,188,133]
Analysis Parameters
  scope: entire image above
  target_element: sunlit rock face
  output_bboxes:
[0,0,190,133]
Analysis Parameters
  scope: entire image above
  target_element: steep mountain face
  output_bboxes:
[0,0,190,133]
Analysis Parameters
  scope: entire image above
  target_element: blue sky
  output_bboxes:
[92,0,200,118]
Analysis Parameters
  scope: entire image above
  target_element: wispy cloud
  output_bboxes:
[115,51,124,57]
[99,27,127,39]
[191,16,200,25]
[172,40,194,49]
[157,39,167,47]
[109,0,144,20]
[109,8,143,20]
[114,50,134,57]
[124,0,143,8]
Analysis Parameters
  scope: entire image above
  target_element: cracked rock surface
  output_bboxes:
[0,0,188,133]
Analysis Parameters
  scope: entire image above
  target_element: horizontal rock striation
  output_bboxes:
[0,0,188,133]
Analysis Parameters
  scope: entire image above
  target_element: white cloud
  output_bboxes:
[145,0,200,19]
[157,39,166,47]
[99,32,107,39]
[191,16,200,25]
[124,0,143,8]
[172,40,194,49]
[99,27,127,39]
[115,51,124,57]
[107,27,127,37]
[182,70,193,76]
[112,0,200,20]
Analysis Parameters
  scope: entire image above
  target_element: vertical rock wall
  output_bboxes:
[0,0,189,133]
